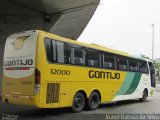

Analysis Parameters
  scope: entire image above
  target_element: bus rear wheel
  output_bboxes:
[72,92,85,112]
[139,89,148,102]
[88,91,100,110]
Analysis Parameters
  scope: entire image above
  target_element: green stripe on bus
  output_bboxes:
[116,72,135,95]
[124,73,142,94]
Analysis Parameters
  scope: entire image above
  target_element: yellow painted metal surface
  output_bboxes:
[2,30,131,108]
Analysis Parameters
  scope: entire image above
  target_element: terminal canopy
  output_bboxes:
[0,0,100,95]
[0,0,100,40]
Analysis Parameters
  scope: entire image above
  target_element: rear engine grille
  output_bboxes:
[46,83,60,104]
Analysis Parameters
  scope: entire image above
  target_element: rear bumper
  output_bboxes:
[2,93,41,107]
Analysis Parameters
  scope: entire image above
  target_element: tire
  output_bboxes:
[88,91,100,110]
[71,92,85,112]
[139,89,148,102]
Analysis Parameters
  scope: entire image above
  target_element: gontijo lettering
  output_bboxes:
[89,70,120,79]
[4,59,33,67]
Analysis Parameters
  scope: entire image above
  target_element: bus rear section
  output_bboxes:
[2,30,40,107]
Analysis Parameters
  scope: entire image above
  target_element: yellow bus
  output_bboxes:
[2,30,156,112]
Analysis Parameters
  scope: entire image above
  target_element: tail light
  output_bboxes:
[35,68,40,94]
[35,69,40,84]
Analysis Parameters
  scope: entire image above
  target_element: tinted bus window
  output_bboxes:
[57,42,65,63]
[139,61,148,73]
[117,57,128,71]
[52,40,57,62]
[70,44,86,65]
[45,38,68,64]
[129,59,138,72]
[149,62,156,87]
[102,54,116,69]
[87,49,101,67]
[45,38,53,62]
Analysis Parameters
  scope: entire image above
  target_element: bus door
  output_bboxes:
[149,62,156,88]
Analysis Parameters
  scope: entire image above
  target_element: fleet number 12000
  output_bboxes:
[51,69,70,75]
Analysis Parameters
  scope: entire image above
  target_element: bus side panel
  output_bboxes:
[41,63,127,107]
[35,32,68,108]
[35,31,48,107]
[113,73,152,101]
[59,82,72,107]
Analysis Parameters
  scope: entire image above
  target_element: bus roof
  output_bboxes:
[40,30,129,54]
[39,30,150,61]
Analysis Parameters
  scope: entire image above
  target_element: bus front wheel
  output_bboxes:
[72,92,85,112]
[139,89,148,102]
[87,91,100,110]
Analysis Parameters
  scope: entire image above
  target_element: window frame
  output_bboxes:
[44,38,70,64]
[44,38,53,63]
[44,38,150,74]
